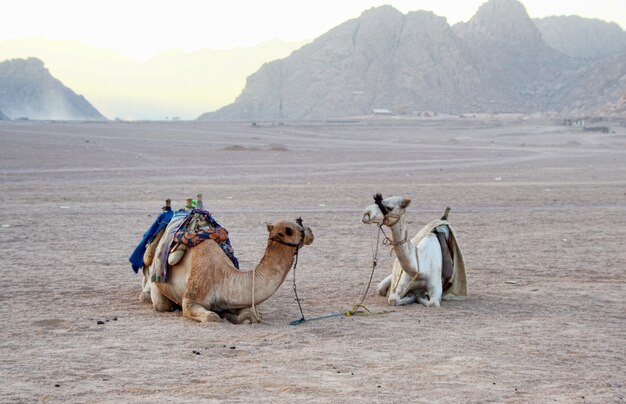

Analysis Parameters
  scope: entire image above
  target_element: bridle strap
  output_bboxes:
[374,193,389,216]
[269,238,302,248]
[382,213,402,227]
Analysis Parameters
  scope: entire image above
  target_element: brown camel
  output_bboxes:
[144,219,313,324]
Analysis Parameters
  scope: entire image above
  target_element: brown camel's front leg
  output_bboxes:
[181,247,222,322]
[182,297,221,323]
[150,283,175,312]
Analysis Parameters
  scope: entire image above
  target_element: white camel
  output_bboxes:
[361,194,467,307]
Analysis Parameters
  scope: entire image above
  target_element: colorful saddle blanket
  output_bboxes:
[151,209,239,283]
[175,225,229,247]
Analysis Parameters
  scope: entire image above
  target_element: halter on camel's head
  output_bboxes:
[373,193,404,227]
[374,193,389,216]
[269,217,307,249]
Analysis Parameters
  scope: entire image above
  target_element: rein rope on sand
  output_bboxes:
[290,223,389,325]
[346,223,382,315]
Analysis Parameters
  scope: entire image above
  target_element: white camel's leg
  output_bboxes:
[388,272,416,306]
[418,278,442,307]
[221,308,253,324]
[182,298,221,323]
[390,293,417,306]
[138,266,152,304]
[377,274,393,296]
[150,283,175,312]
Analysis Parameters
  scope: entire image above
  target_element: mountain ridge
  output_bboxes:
[200,0,626,121]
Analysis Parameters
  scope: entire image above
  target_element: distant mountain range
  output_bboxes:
[200,0,626,121]
[1,0,625,121]
[0,38,306,120]
[0,57,105,120]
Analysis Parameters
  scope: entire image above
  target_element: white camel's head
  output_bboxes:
[266,219,314,246]
[362,194,411,226]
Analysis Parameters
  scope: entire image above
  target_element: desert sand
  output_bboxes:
[0,117,624,402]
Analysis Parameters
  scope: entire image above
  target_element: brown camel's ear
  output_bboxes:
[266,223,274,233]
[400,198,411,209]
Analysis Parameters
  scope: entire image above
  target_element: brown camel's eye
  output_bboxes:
[285,227,293,236]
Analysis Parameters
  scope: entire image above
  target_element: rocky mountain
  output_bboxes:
[202,6,484,121]
[452,0,571,111]
[0,58,105,120]
[200,0,626,121]
[547,53,626,117]
[534,16,626,59]
[0,109,7,120]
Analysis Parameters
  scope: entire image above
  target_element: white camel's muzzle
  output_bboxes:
[361,205,384,224]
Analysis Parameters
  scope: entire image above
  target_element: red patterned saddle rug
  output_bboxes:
[174,226,229,247]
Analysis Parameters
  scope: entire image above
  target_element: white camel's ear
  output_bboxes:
[266,223,274,233]
[400,198,411,209]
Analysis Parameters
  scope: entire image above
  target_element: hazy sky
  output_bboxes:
[2,0,625,60]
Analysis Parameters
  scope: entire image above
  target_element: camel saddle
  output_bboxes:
[433,224,454,292]
[151,209,239,283]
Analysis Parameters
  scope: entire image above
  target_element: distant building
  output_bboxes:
[371,108,395,115]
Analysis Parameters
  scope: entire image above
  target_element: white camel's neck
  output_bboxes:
[389,215,419,276]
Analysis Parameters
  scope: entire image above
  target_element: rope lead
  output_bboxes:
[290,223,388,325]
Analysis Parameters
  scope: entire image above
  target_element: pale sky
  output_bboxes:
[1,0,625,61]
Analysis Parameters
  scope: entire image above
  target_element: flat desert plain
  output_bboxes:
[0,118,624,403]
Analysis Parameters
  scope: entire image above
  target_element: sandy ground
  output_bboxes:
[0,117,624,403]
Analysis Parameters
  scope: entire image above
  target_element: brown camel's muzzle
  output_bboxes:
[302,226,314,245]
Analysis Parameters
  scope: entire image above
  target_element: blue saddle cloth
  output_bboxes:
[129,210,174,273]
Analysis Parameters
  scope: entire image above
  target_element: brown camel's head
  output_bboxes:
[266,220,314,246]
[362,194,411,226]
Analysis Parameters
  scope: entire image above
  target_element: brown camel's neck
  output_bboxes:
[229,240,296,306]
